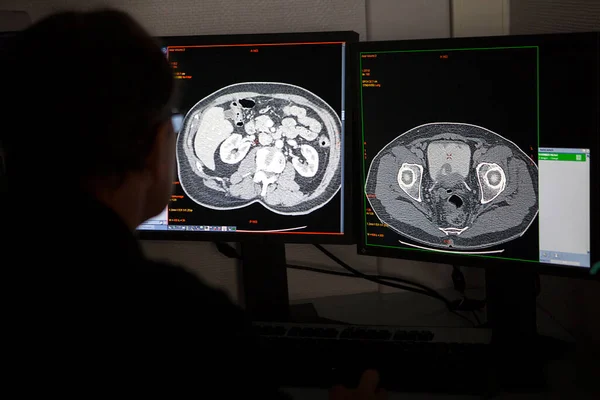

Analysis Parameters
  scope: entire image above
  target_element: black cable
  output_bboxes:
[215,241,444,294]
[313,244,476,327]
[214,241,476,326]
[449,265,487,318]
[471,310,482,326]
[289,263,447,288]
[288,264,444,298]
[452,265,466,294]
[313,244,447,301]
[536,301,575,340]
[287,263,352,278]
[213,241,239,259]
[293,264,476,327]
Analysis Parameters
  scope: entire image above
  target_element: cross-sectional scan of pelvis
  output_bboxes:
[365,123,539,251]
[177,82,342,216]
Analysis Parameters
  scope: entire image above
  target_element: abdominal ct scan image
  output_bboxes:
[365,123,539,251]
[177,82,342,216]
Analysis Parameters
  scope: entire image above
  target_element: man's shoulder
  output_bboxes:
[137,258,203,286]
[133,259,245,322]
[137,259,232,301]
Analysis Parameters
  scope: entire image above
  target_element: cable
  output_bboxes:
[214,241,477,327]
[289,263,477,327]
[534,271,541,297]
[452,265,466,294]
[314,244,446,300]
[214,241,239,259]
[215,242,433,293]
[216,241,444,294]
[313,244,477,327]
[288,263,476,327]
[536,301,576,340]
[288,264,446,298]
[449,265,487,321]
[287,263,352,278]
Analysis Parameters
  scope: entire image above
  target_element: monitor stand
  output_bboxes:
[238,239,290,322]
[238,240,350,324]
[485,266,538,342]
[485,266,546,391]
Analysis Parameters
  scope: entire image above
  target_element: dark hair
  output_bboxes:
[1,9,174,191]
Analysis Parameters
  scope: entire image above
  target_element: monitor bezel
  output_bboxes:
[354,31,600,279]
[138,30,359,244]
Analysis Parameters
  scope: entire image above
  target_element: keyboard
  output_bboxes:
[254,322,493,393]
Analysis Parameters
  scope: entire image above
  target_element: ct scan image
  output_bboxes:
[177,82,342,216]
[365,122,539,251]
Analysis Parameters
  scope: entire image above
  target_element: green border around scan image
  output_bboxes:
[360,45,540,264]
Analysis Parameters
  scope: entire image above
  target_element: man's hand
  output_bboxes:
[329,370,386,400]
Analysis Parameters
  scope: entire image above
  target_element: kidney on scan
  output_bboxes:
[219,133,252,164]
[292,144,319,178]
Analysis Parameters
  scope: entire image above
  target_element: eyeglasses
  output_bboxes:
[171,112,183,133]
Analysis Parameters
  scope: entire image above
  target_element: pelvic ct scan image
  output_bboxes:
[177,82,342,216]
[365,123,539,252]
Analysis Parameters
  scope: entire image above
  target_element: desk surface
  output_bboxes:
[285,290,598,398]
[292,288,574,341]
[284,388,598,399]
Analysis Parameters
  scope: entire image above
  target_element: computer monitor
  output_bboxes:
[136,31,358,321]
[137,31,358,245]
[356,32,599,278]
[0,32,16,185]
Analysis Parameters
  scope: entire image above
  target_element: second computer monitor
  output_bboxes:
[138,31,358,243]
[357,32,599,276]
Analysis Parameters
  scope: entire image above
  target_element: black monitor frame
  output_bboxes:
[354,32,599,279]
[0,32,17,193]
[138,30,359,245]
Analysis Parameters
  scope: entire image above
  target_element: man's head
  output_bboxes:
[1,9,176,226]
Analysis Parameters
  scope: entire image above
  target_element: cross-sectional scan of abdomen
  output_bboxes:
[177,82,342,216]
[365,123,539,251]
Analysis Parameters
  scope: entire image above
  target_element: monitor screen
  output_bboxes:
[357,32,599,274]
[137,31,357,243]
